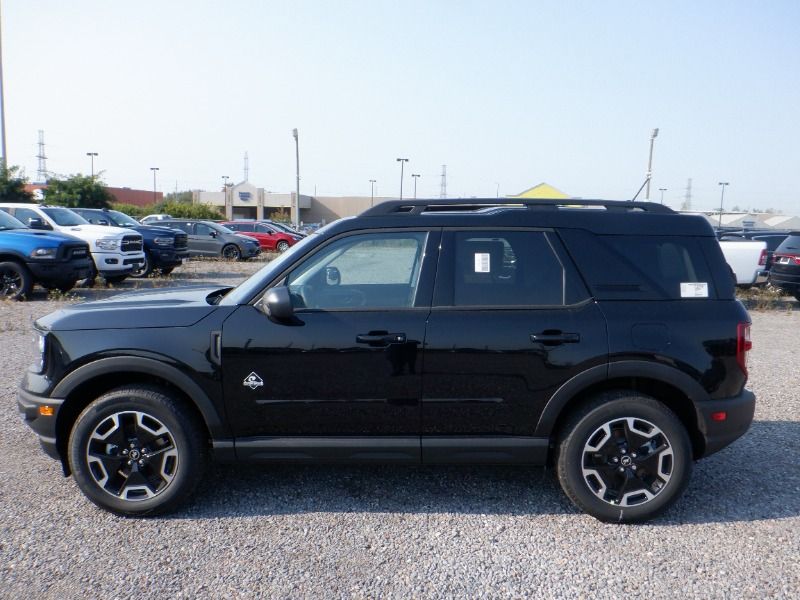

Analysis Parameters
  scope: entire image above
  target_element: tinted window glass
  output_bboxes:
[41,208,88,226]
[286,232,427,309]
[12,207,41,226]
[446,231,567,306]
[195,223,215,236]
[231,223,254,232]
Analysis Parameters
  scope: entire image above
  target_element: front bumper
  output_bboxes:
[696,389,755,457]
[27,257,93,284]
[148,247,189,268]
[91,250,145,273]
[17,387,63,461]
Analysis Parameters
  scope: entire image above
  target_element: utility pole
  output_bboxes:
[440,165,447,198]
[292,129,300,228]
[718,181,729,228]
[411,174,420,199]
[150,167,159,204]
[658,187,667,205]
[87,152,98,179]
[36,131,48,182]
[0,1,7,166]
[645,128,659,200]
[396,158,409,200]
[369,179,376,207]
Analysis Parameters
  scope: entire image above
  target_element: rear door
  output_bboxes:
[421,228,608,462]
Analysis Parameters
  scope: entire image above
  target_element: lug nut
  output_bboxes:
[620,449,627,454]
[618,467,625,473]
[631,465,637,471]
[127,460,132,465]
[122,449,128,455]
[612,457,619,463]
[138,459,145,466]
[631,453,637,458]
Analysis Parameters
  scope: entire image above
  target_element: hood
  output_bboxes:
[131,225,184,236]
[36,285,231,331]
[1,228,84,246]
[56,223,138,241]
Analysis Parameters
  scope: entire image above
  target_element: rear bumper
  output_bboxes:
[17,387,63,461]
[755,270,769,285]
[769,270,800,292]
[696,389,755,457]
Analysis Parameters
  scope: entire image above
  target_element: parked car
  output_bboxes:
[718,238,768,287]
[140,214,172,225]
[264,220,307,238]
[719,230,791,273]
[768,232,800,301]
[18,198,755,523]
[72,208,189,277]
[157,219,260,260]
[222,221,302,252]
[0,209,92,299]
[0,204,144,284]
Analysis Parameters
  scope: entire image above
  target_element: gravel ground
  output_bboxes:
[0,263,798,599]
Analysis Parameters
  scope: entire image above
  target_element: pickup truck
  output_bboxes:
[718,238,767,287]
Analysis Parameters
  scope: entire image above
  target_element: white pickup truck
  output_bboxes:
[718,238,767,287]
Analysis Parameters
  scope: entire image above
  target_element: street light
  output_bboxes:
[658,187,667,205]
[411,174,420,199]
[369,179,376,207]
[292,128,300,229]
[645,128,659,200]
[150,167,159,204]
[396,158,409,200]
[86,152,98,179]
[718,182,729,228]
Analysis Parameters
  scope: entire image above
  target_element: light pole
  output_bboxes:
[369,179,376,207]
[0,1,7,167]
[292,128,300,229]
[718,181,729,228]
[150,167,159,204]
[87,152,98,179]
[411,174,420,199]
[495,182,500,199]
[645,128,659,200]
[658,187,667,205]
[396,158,408,200]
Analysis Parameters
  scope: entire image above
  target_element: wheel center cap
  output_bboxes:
[620,455,633,467]
[129,449,141,460]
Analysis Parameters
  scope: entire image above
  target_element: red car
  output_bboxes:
[222,221,302,252]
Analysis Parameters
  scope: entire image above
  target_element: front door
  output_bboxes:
[221,229,440,460]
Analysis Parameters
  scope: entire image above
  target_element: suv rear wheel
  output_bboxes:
[68,385,207,516]
[556,392,692,523]
[0,260,32,300]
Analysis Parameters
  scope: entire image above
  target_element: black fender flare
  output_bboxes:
[534,360,710,437]
[52,356,228,439]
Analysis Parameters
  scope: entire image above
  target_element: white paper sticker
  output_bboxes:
[680,282,708,298]
[474,253,490,273]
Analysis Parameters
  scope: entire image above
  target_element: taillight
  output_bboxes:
[736,322,752,376]
[775,253,800,265]
[758,249,767,266]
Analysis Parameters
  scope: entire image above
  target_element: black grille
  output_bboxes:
[174,233,188,250]
[121,235,143,253]
[65,244,90,260]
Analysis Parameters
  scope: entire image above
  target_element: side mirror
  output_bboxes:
[325,266,341,286]
[28,217,50,230]
[263,286,294,320]
[209,230,218,237]
[97,219,109,226]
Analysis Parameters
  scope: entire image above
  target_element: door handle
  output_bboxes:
[530,331,580,345]
[356,331,407,346]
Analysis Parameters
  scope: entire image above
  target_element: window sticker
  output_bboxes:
[680,282,708,298]
[474,253,490,273]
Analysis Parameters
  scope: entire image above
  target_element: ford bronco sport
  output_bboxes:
[17,199,755,522]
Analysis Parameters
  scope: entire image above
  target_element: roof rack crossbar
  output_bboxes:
[360,198,675,217]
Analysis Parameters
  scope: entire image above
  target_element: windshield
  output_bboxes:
[106,210,140,227]
[0,210,27,230]
[209,222,235,234]
[42,208,89,227]
[271,222,300,234]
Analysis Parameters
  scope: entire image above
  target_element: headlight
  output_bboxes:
[29,247,58,259]
[95,238,120,250]
[32,330,46,373]
[153,237,174,247]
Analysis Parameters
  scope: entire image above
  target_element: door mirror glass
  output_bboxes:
[325,266,341,286]
[28,217,49,230]
[97,219,109,226]
[263,286,294,320]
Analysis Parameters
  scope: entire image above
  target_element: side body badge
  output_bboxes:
[243,372,264,390]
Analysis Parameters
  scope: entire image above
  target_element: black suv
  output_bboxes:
[71,208,189,277]
[769,232,800,301]
[17,199,755,522]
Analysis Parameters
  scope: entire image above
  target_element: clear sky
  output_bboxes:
[3,0,799,213]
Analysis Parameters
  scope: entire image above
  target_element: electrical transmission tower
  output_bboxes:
[681,178,692,211]
[440,165,447,198]
[36,130,48,182]
[243,151,249,182]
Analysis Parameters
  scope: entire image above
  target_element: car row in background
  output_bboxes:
[222,220,302,252]
[0,209,93,299]
[769,232,800,301]
[72,208,188,278]
[156,219,261,260]
[717,228,800,299]
[0,203,144,285]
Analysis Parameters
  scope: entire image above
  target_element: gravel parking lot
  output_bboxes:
[1,260,798,599]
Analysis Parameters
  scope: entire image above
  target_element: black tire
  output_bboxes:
[221,244,241,260]
[129,252,153,278]
[68,385,207,516]
[0,260,33,300]
[276,240,290,252]
[556,392,692,523]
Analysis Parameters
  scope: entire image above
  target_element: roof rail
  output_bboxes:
[359,198,675,217]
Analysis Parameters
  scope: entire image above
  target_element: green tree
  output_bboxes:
[0,164,34,202]
[153,200,223,219]
[44,174,116,208]
[163,190,194,204]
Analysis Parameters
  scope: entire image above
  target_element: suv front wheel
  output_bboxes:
[68,385,207,516]
[556,392,692,523]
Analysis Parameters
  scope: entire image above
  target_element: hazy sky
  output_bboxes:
[3,1,799,212]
